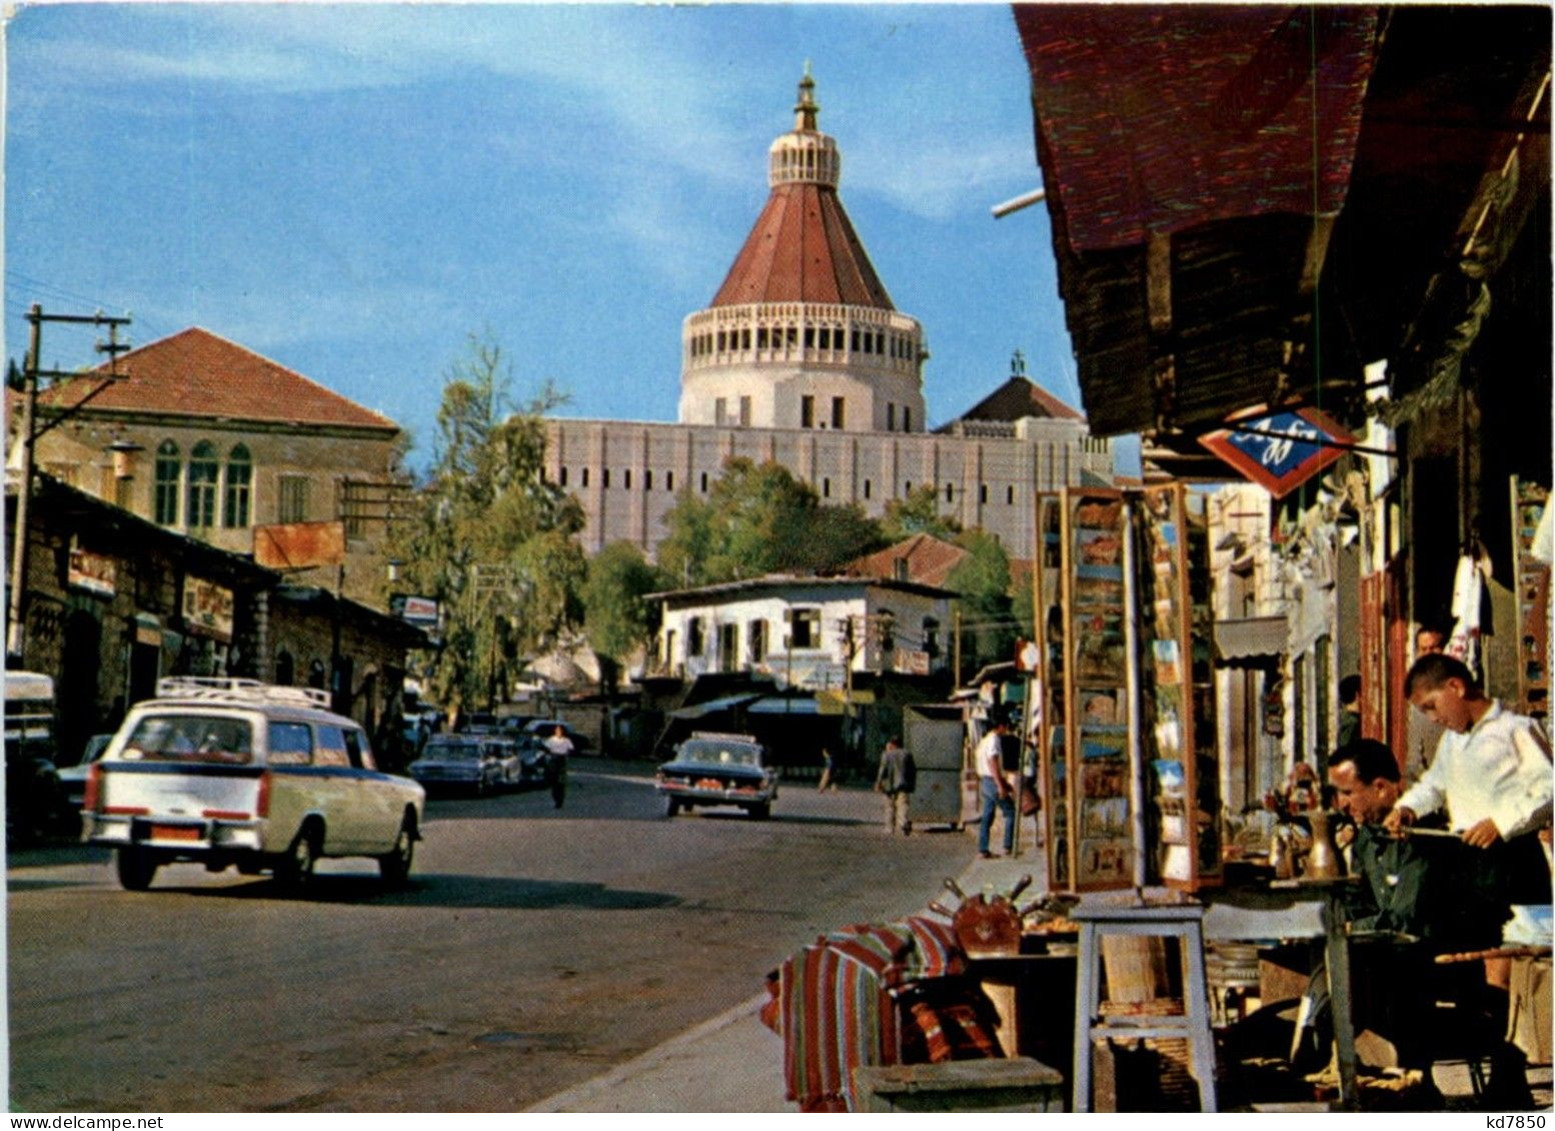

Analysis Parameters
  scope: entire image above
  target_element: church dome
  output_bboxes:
[681,68,926,435]
[709,67,895,310]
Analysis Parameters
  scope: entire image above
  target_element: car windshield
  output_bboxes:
[678,740,760,767]
[424,743,482,761]
[120,715,254,764]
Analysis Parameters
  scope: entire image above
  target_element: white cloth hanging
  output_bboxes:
[1447,551,1490,681]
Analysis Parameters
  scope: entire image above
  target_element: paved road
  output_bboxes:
[8,762,978,1112]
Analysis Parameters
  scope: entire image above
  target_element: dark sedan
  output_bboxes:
[656,732,778,819]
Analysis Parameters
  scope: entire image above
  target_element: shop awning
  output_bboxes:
[749,695,822,716]
[668,692,764,721]
[1213,616,1288,667]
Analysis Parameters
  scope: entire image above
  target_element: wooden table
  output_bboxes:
[1203,878,1364,1111]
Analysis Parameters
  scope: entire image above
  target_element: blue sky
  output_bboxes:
[6,3,1090,473]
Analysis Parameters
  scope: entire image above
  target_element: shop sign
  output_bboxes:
[254,520,346,569]
[893,649,931,676]
[390,594,440,630]
[183,578,234,642]
[67,541,117,598]
[1199,407,1355,498]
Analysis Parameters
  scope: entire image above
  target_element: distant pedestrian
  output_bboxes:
[543,725,573,808]
[1337,674,1363,749]
[817,747,838,792]
[874,737,916,835]
[976,714,1016,858]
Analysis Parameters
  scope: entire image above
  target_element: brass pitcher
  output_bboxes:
[1303,810,1343,880]
[1269,827,1294,879]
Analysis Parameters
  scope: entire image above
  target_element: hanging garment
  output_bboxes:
[1448,552,1490,681]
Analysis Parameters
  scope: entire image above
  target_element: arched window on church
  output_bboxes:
[276,650,295,686]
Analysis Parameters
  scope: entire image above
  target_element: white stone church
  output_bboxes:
[544,71,1111,564]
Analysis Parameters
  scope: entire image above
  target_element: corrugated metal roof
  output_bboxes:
[710,182,894,310]
[35,327,400,433]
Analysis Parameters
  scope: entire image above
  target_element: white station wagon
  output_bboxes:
[82,677,426,892]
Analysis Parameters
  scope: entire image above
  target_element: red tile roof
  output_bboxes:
[842,533,969,589]
[951,377,1085,423]
[711,182,895,309]
[35,327,399,432]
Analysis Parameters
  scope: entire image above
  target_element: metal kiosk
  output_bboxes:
[903,704,967,829]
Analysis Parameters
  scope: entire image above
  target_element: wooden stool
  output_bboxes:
[1071,901,1217,1112]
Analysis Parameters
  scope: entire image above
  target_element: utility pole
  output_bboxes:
[7,304,130,661]
[952,608,963,689]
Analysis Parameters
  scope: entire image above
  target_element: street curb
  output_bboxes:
[524,992,772,1112]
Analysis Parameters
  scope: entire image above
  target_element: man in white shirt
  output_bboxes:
[975,715,1016,859]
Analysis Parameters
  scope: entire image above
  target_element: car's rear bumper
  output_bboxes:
[85,812,264,853]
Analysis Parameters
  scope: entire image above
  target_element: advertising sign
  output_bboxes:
[67,542,117,597]
[254,521,347,570]
[1198,407,1355,498]
[183,578,234,642]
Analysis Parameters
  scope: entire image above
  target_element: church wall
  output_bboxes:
[546,417,1108,562]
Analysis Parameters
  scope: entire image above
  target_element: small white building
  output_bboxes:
[652,575,956,690]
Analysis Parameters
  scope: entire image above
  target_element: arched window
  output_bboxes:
[275,650,295,686]
[223,444,252,528]
[187,442,218,528]
[154,441,181,525]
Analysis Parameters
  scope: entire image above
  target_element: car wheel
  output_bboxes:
[664,796,680,818]
[275,825,319,891]
[748,802,771,821]
[379,815,416,888]
[116,847,158,891]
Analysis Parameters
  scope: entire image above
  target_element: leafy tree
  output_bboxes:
[946,529,1016,675]
[882,485,961,542]
[583,541,668,671]
[402,334,586,715]
[657,458,884,584]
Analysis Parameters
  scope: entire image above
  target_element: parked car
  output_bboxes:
[656,732,778,819]
[58,733,113,818]
[482,736,524,789]
[81,677,425,892]
[459,712,500,735]
[5,671,69,844]
[513,736,554,787]
[408,736,504,796]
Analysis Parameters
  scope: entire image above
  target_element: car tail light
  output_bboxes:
[203,809,251,820]
[256,771,272,818]
[83,764,102,813]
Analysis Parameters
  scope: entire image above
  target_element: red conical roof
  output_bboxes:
[711,182,895,310]
[709,71,895,312]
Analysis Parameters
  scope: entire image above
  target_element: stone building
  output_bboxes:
[546,72,1110,563]
[6,473,425,768]
[17,326,409,605]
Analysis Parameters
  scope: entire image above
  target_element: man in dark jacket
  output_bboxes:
[875,737,916,835]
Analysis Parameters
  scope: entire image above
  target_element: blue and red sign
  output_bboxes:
[1199,407,1356,498]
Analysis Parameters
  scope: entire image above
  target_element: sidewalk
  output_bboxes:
[528,846,1043,1113]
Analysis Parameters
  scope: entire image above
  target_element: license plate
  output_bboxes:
[152,824,201,841]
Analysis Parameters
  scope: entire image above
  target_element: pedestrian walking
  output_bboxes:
[543,724,573,809]
[874,737,915,835]
[976,714,1016,858]
[817,746,838,792]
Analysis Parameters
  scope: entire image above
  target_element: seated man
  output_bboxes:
[1321,739,1535,1105]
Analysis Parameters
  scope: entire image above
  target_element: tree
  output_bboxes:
[946,529,1016,674]
[402,334,586,715]
[882,485,961,542]
[657,458,884,584]
[583,541,668,674]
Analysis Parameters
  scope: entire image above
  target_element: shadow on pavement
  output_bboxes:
[154,871,683,911]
